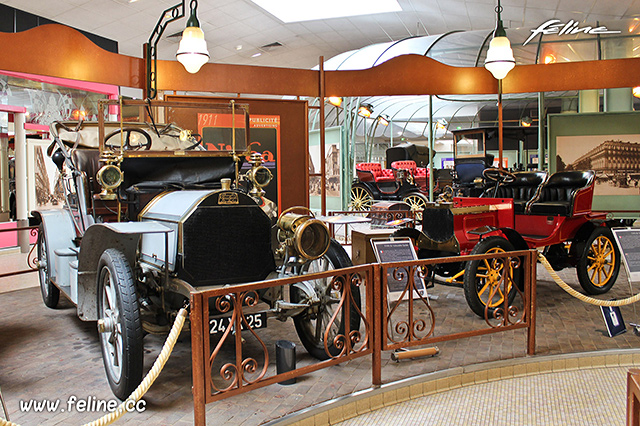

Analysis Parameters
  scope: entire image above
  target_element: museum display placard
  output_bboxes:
[371,237,427,300]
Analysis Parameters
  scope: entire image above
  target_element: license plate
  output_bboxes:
[209,312,267,335]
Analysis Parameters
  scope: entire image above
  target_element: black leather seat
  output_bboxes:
[488,171,548,214]
[528,170,595,216]
[71,149,101,195]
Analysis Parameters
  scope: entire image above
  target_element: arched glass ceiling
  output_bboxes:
[315,19,640,141]
[321,19,640,70]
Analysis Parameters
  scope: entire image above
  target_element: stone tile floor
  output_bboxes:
[1,250,640,425]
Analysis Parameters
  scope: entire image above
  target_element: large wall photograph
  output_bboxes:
[556,134,640,197]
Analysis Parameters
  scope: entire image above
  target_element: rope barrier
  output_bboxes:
[537,251,640,307]
[0,307,188,426]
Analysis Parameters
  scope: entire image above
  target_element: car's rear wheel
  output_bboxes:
[576,227,620,294]
[37,224,60,309]
[463,236,519,318]
[290,240,362,360]
[349,183,374,211]
[97,249,143,400]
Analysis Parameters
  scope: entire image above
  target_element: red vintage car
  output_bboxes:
[392,168,621,317]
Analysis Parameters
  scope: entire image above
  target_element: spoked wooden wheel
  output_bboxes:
[463,236,519,318]
[349,184,374,211]
[576,227,620,294]
[402,193,428,221]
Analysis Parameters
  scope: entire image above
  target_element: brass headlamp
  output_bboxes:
[96,151,123,200]
[246,152,272,197]
[277,207,330,261]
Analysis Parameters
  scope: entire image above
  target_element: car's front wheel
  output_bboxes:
[97,249,143,400]
[37,224,60,309]
[463,236,519,318]
[290,240,362,360]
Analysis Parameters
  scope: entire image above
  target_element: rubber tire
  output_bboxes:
[37,224,60,309]
[290,239,362,360]
[349,183,374,211]
[463,236,519,318]
[97,249,143,400]
[576,227,620,295]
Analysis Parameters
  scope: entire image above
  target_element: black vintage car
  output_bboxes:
[349,143,433,214]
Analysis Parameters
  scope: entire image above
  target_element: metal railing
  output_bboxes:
[0,225,39,279]
[189,249,537,426]
[190,264,374,425]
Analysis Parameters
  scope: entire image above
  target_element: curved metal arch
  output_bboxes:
[424,30,465,57]
[372,35,422,67]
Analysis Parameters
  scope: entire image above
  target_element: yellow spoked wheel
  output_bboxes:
[576,227,620,294]
[402,192,428,221]
[463,236,519,318]
[349,184,374,211]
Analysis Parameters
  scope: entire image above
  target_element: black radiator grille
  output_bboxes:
[180,205,275,286]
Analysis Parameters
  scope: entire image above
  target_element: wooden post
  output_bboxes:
[372,266,382,386]
[191,292,207,426]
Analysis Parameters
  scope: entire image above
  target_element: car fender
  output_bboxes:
[498,227,529,251]
[77,221,172,321]
[32,208,77,282]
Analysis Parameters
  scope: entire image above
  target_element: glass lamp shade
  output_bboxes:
[176,26,210,73]
[484,35,515,80]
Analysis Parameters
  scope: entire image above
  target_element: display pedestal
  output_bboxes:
[351,228,395,265]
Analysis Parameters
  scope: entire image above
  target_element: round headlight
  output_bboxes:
[251,166,273,188]
[97,164,123,190]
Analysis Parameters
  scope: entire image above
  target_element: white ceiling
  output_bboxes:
[1,0,639,69]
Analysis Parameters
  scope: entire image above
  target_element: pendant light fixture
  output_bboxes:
[484,0,515,80]
[176,0,210,74]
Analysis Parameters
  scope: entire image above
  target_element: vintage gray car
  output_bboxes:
[34,100,360,399]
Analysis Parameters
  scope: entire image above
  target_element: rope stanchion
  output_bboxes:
[0,307,188,426]
[537,251,640,307]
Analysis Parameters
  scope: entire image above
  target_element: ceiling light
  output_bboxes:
[252,52,262,58]
[358,103,373,118]
[328,96,342,107]
[236,45,243,50]
[176,1,210,74]
[633,87,640,98]
[250,0,401,23]
[377,114,389,126]
[484,0,515,80]
[521,116,533,127]
[544,53,556,64]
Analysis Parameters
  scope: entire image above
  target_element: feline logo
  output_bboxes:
[219,192,239,205]
[524,19,620,46]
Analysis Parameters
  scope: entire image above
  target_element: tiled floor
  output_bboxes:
[335,365,631,426]
[2,248,640,425]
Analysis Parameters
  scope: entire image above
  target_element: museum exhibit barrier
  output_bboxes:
[189,249,537,426]
[0,226,39,280]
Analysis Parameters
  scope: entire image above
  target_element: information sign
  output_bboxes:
[611,228,640,282]
[371,238,427,299]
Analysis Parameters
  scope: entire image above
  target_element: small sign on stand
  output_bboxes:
[600,306,626,337]
[608,228,640,336]
[371,237,427,301]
